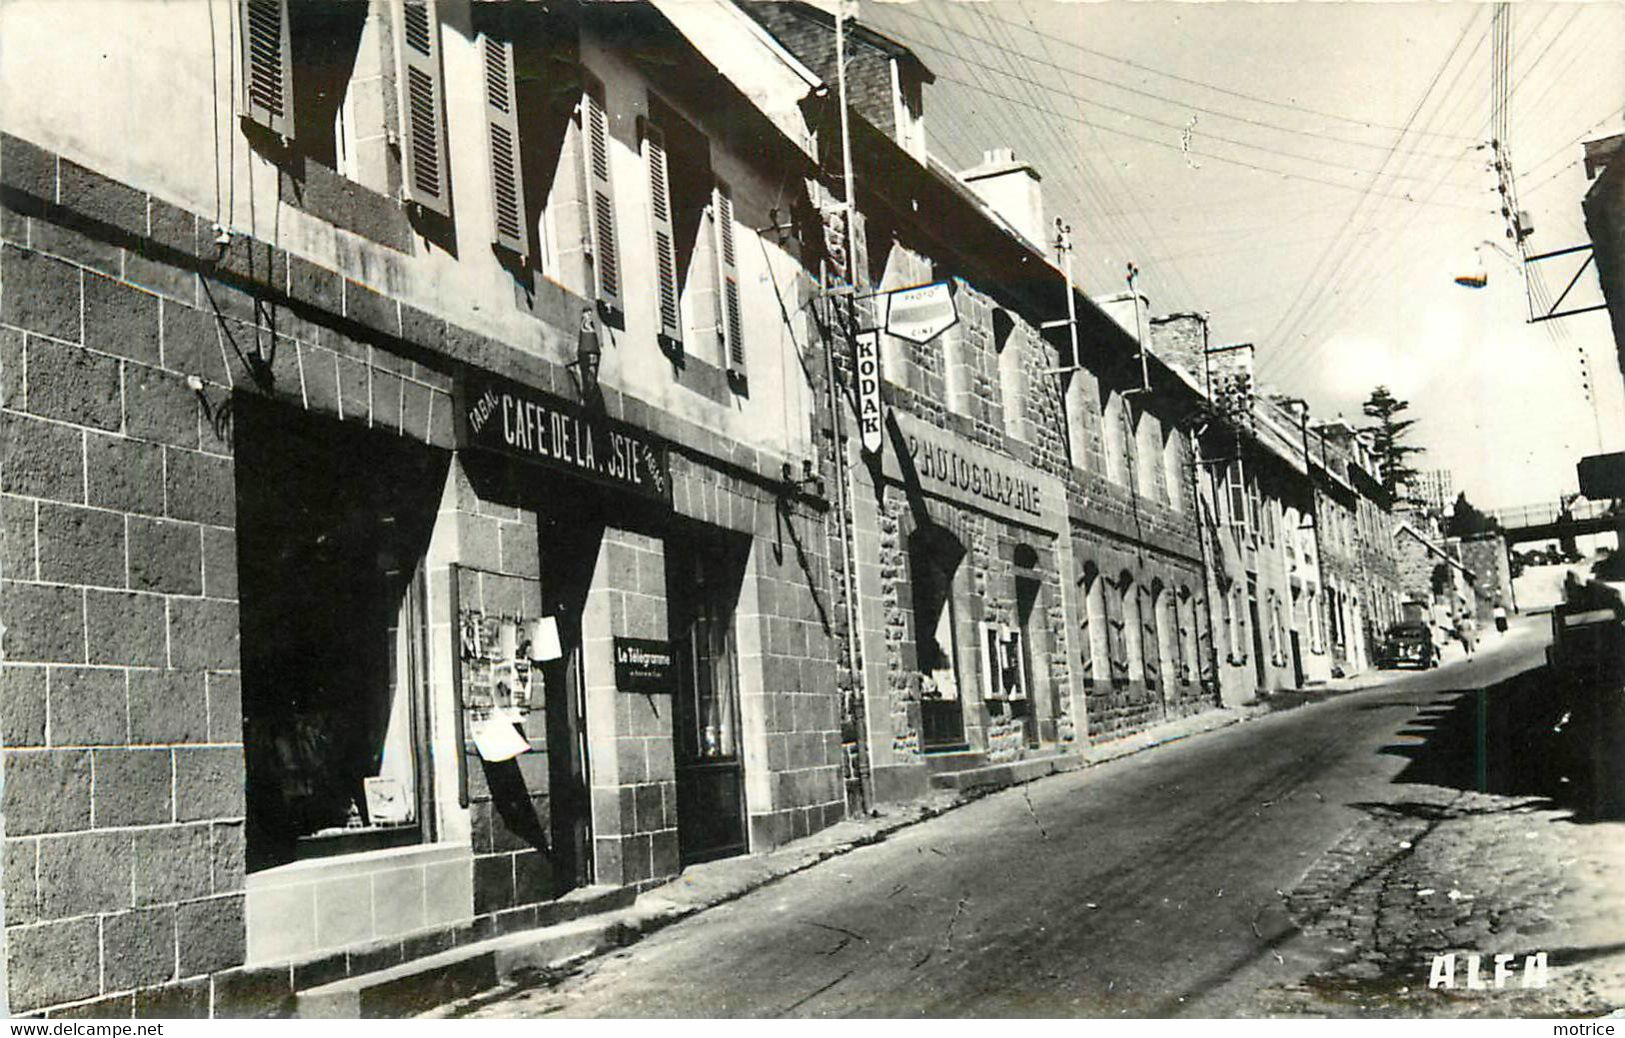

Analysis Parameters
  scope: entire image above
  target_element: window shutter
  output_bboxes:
[581,81,622,315]
[644,121,681,347]
[239,0,295,139]
[1227,462,1248,531]
[395,0,451,217]
[713,180,745,376]
[482,35,527,256]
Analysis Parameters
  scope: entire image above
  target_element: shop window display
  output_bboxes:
[235,397,449,871]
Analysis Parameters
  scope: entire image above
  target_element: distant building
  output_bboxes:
[1412,468,1455,515]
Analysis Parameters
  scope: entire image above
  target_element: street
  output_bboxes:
[461,620,1623,1019]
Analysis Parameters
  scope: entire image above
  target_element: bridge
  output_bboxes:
[1486,498,1624,546]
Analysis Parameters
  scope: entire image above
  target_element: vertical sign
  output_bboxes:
[854,330,884,457]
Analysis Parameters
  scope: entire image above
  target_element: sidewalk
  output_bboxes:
[399,703,1265,1018]
[1291,616,1548,701]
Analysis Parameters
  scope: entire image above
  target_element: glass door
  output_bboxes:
[670,538,748,865]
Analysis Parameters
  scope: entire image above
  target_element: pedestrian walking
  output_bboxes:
[1493,601,1508,635]
[1455,612,1477,656]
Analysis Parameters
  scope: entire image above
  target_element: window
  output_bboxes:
[1228,588,1241,662]
[240,1,444,217]
[1163,428,1185,512]
[1266,592,1280,658]
[1225,461,1248,535]
[1063,366,1093,473]
[1137,412,1162,502]
[641,99,745,378]
[1121,577,1145,684]
[995,309,1026,442]
[473,6,586,282]
[1081,565,1109,685]
[1104,393,1135,489]
[235,396,449,871]
[1154,584,1176,691]
[1247,480,1262,544]
[1178,588,1198,684]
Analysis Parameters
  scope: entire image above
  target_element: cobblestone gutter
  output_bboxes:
[1265,784,1625,1017]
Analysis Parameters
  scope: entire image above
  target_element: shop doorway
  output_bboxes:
[911,525,968,751]
[668,535,748,865]
[537,511,599,891]
[1248,579,1267,689]
[1013,576,1042,748]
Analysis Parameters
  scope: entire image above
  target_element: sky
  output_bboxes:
[856,0,1625,511]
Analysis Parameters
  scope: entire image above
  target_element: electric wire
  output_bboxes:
[877,1,1475,163]
[874,7,1483,190]
[965,6,1482,142]
[1264,7,1499,373]
[1259,7,1487,377]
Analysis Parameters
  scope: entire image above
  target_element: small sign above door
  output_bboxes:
[614,637,676,694]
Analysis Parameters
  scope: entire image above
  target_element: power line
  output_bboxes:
[990,1,1209,309]
[965,6,1483,142]
[1262,14,1493,384]
[877,0,1474,163]
[923,66,1490,212]
[1268,8,1495,362]
[877,12,1484,189]
[1259,6,1488,366]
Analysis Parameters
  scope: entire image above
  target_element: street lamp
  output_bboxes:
[1453,239,1520,289]
[568,308,602,401]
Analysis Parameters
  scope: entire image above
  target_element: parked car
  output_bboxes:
[1377,621,1440,669]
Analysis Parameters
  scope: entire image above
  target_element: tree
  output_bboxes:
[1362,386,1424,500]
[1445,491,1500,538]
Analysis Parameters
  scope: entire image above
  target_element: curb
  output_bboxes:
[414,704,1269,1018]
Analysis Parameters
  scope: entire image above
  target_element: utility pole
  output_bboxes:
[823,0,870,813]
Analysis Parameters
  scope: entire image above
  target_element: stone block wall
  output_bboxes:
[1068,525,1208,742]
[582,528,676,890]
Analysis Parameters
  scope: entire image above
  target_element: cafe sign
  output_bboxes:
[456,370,671,505]
[614,638,675,694]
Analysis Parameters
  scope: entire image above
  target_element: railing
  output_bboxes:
[1488,498,1620,530]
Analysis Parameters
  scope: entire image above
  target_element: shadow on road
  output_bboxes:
[1374,664,1599,821]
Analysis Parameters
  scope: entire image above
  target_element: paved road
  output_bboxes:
[473,624,1552,1018]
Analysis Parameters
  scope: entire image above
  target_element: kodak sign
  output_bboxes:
[855,330,884,457]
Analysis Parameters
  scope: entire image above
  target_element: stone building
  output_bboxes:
[1151,318,1306,702]
[0,0,860,1016]
[1394,510,1480,628]
[1459,531,1516,621]
[747,2,1217,803]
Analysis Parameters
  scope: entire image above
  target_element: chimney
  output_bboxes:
[1099,291,1151,347]
[1149,312,1207,384]
[959,147,1046,249]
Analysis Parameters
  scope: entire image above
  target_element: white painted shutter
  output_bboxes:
[645,121,681,346]
[1227,461,1248,531]
[581,82,622,314]
[396,0,451,217]
[714,180,745,376]
[239,0,295,139]
[483,35,527,256]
